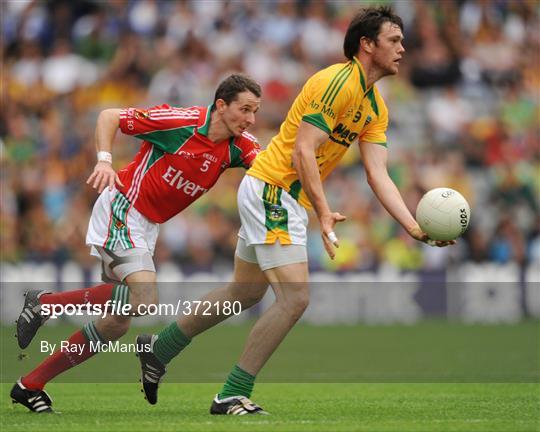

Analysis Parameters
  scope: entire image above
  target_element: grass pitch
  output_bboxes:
[1,383,538,431]
[1,321,538,431]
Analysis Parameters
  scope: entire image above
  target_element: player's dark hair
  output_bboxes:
[212,74,261,110]
[343,6,403,60]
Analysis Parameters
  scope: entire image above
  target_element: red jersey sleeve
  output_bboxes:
[119,104,200,153]
[230,132,261,168]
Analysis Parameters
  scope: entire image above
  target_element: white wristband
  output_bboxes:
[97,151,112,164]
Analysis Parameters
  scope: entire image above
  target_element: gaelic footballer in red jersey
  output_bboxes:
[117,104,260,223]
[11,75,262,413]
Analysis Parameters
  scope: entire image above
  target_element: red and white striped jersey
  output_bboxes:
[117,104,260,223]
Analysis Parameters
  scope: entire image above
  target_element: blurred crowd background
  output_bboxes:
[2,0,539,276]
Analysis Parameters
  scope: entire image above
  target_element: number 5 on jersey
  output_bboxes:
[200,160,210,172]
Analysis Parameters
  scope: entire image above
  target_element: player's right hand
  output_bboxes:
[408,225,456,247]
[319,211,347,260]
[86,161,124,193]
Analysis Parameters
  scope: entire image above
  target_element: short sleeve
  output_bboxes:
[229,132,261,168]
[301,66,354,135]
[360,90,388,147]
[119,104,200,153]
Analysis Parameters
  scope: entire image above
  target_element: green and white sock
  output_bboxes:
[152,322,191,365]
[111,284,129,312]
[218,365,255,399]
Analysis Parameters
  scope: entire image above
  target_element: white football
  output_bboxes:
[416,188,471,241]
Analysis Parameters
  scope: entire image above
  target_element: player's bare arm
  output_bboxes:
[86,109,125,193]
[359,140,454,247]
[292,121,346,259]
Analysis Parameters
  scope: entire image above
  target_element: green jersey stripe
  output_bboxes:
[135,125,196,154]
[143,147,165,175]
[321,64,351,106]
[196,105,212,136]
[327,67,353,107]
[366,88,379,116]
[320,64,350,105]
[355,60,366,93]
[302,113,331,135]
[228,138,244,168]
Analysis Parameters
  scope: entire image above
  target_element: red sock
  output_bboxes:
[40,283,114,306]
[21,330,97,390]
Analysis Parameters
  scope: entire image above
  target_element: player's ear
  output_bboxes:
[360,36,374,54]
[215,99,227,114]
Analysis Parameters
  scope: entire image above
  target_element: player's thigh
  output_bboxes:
[264,261,309,316]
[96,246,156,282]
[254,242,308,278]
[236,175,309,300]
[231,241,269,301]
[263,261,309,285]
[125,270,158,309]
[257,244,309,304]
[96,249,157,313]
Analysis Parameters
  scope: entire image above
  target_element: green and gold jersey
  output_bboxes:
[248,57,389,209]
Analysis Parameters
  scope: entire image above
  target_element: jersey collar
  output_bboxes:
[352,57,379,115]
[352,57,370,93]
[197,104,213,137]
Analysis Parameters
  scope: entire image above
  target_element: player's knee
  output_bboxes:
[283,291,309,322]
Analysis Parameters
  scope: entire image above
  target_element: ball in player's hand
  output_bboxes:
[416,188,471,241]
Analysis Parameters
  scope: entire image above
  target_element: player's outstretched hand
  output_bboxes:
[408,225,456,247]
[320,211,347,260]
[86,161,124,193]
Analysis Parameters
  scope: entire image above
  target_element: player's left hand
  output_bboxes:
[320,211,347,259]
[408,225,456,247]
[86,161,124,193]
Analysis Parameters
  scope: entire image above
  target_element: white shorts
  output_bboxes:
[238,175,308,247]
[235,237,307,271]
[94,245,155,283]
[86,187,159,257]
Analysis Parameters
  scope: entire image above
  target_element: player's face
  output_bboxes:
[371,22,405,76]
[221,91,260,137]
